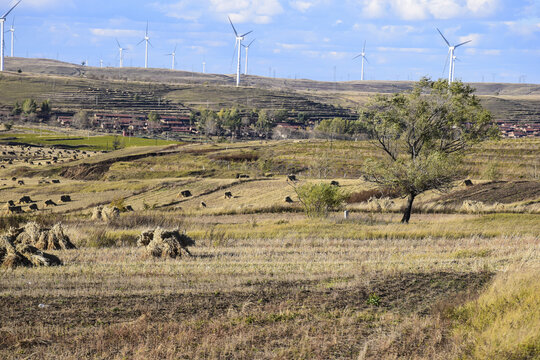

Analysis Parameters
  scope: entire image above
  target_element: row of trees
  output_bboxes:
[12,99,52,122]
[194,108,291,138]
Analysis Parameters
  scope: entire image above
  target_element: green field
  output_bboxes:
[0,128,179,151]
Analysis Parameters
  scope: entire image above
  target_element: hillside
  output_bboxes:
[1,57,540,124]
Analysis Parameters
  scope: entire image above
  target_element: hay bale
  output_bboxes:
[138,227,195,259]
[15,222,76,250]
[0,234,61,269]
[136,229,154,247]
[91,206,119,221]
[102,206,120,221]
[91,206,103,220]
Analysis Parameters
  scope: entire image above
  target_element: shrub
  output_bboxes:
[296,182,347,217]
[346,187,401,204]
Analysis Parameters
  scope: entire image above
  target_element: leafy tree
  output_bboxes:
[147,111,161,122]
[11,101,22,116]
[295,182,347,218]
[39,100,52,119]
[360,78,498,223]
[196,108,222,136]
[21,99,37,115]
[315,117,365,137]
[112,135,122,150]
[72,110,91,129]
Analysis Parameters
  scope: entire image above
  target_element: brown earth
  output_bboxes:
[438,181,540,205]
[0,271,491,359]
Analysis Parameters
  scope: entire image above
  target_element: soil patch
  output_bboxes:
[438,181,540,205]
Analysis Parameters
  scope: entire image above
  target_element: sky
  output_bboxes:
[1,0,539,83]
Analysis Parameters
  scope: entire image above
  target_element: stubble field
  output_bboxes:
[0,131,539,359]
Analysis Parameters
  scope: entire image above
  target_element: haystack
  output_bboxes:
[15,222,76,251]
[0,233,62,269]
[137,228,195,259]
[91,206,120,221]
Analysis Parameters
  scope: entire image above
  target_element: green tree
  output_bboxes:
[11,101,22,115]
[39,100,52,119]
[148,111,161,122]
[21,99,37,115]
[361,78,498,223]
[295,182,347,218]
[112,135,122,150]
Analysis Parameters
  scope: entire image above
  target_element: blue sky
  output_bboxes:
[1,0,539,83]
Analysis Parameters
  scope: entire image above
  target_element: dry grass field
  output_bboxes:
[0,131,539,359]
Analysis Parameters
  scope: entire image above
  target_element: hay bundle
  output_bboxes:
[15,222,76,250]
[137,228,195,259]
[91,206,120,221]
[0,234,62,269]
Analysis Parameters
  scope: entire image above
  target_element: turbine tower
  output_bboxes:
[242,39,255,76]
[202,61,206,74]
[353,41,369,81]
[116,39,126,68]
[8,18,15,57]
[166,45,177,70]
[137,22,151,69]
[228,16,252,87]
[437,28,470,84]
[1,0,21,71]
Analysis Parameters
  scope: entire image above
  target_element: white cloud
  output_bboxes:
[459,33,481,46]
[289,1,314,12]
[90,28,142,38]
[504,19,540,35]
[277,42,307,50]
[361,0,499,20]
[377,47,430,53]
[156,0,284,24]
[3,0,73,9]
[465,48,501,55]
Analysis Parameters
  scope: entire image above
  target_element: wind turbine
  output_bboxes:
[228,16,252,87]
[242,39,255,76]
[8,17,15,57]
[451,55,461,82]
[166,45,177,70]
[353,40,369,81]
[137,22,151,68]
[116,38,126,68]
[1,0,21,71]
[437,28,470,84]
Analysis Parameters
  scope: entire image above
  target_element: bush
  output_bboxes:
[296,182,347,217]
[346,187,401,204]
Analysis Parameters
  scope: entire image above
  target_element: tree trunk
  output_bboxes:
[401,193,416,224]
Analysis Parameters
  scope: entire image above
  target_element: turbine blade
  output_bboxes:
[136,39,144,46]
[116,38,121,48]
[174,44,177,53]
[436,28,450,47]
[1,0,22,19]
[363,55,369,64]
[247,39,255,47]
[241,30,253,37]
[454,40,471,48]
[362,40,366,53]
[228,16,238,37]
[148,40,153,48]
[146,21,148,36]
[442,50,450,77]
[352,54,362,60]
[230,40,238,71]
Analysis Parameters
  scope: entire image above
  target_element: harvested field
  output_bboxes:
[436,181,540,205]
